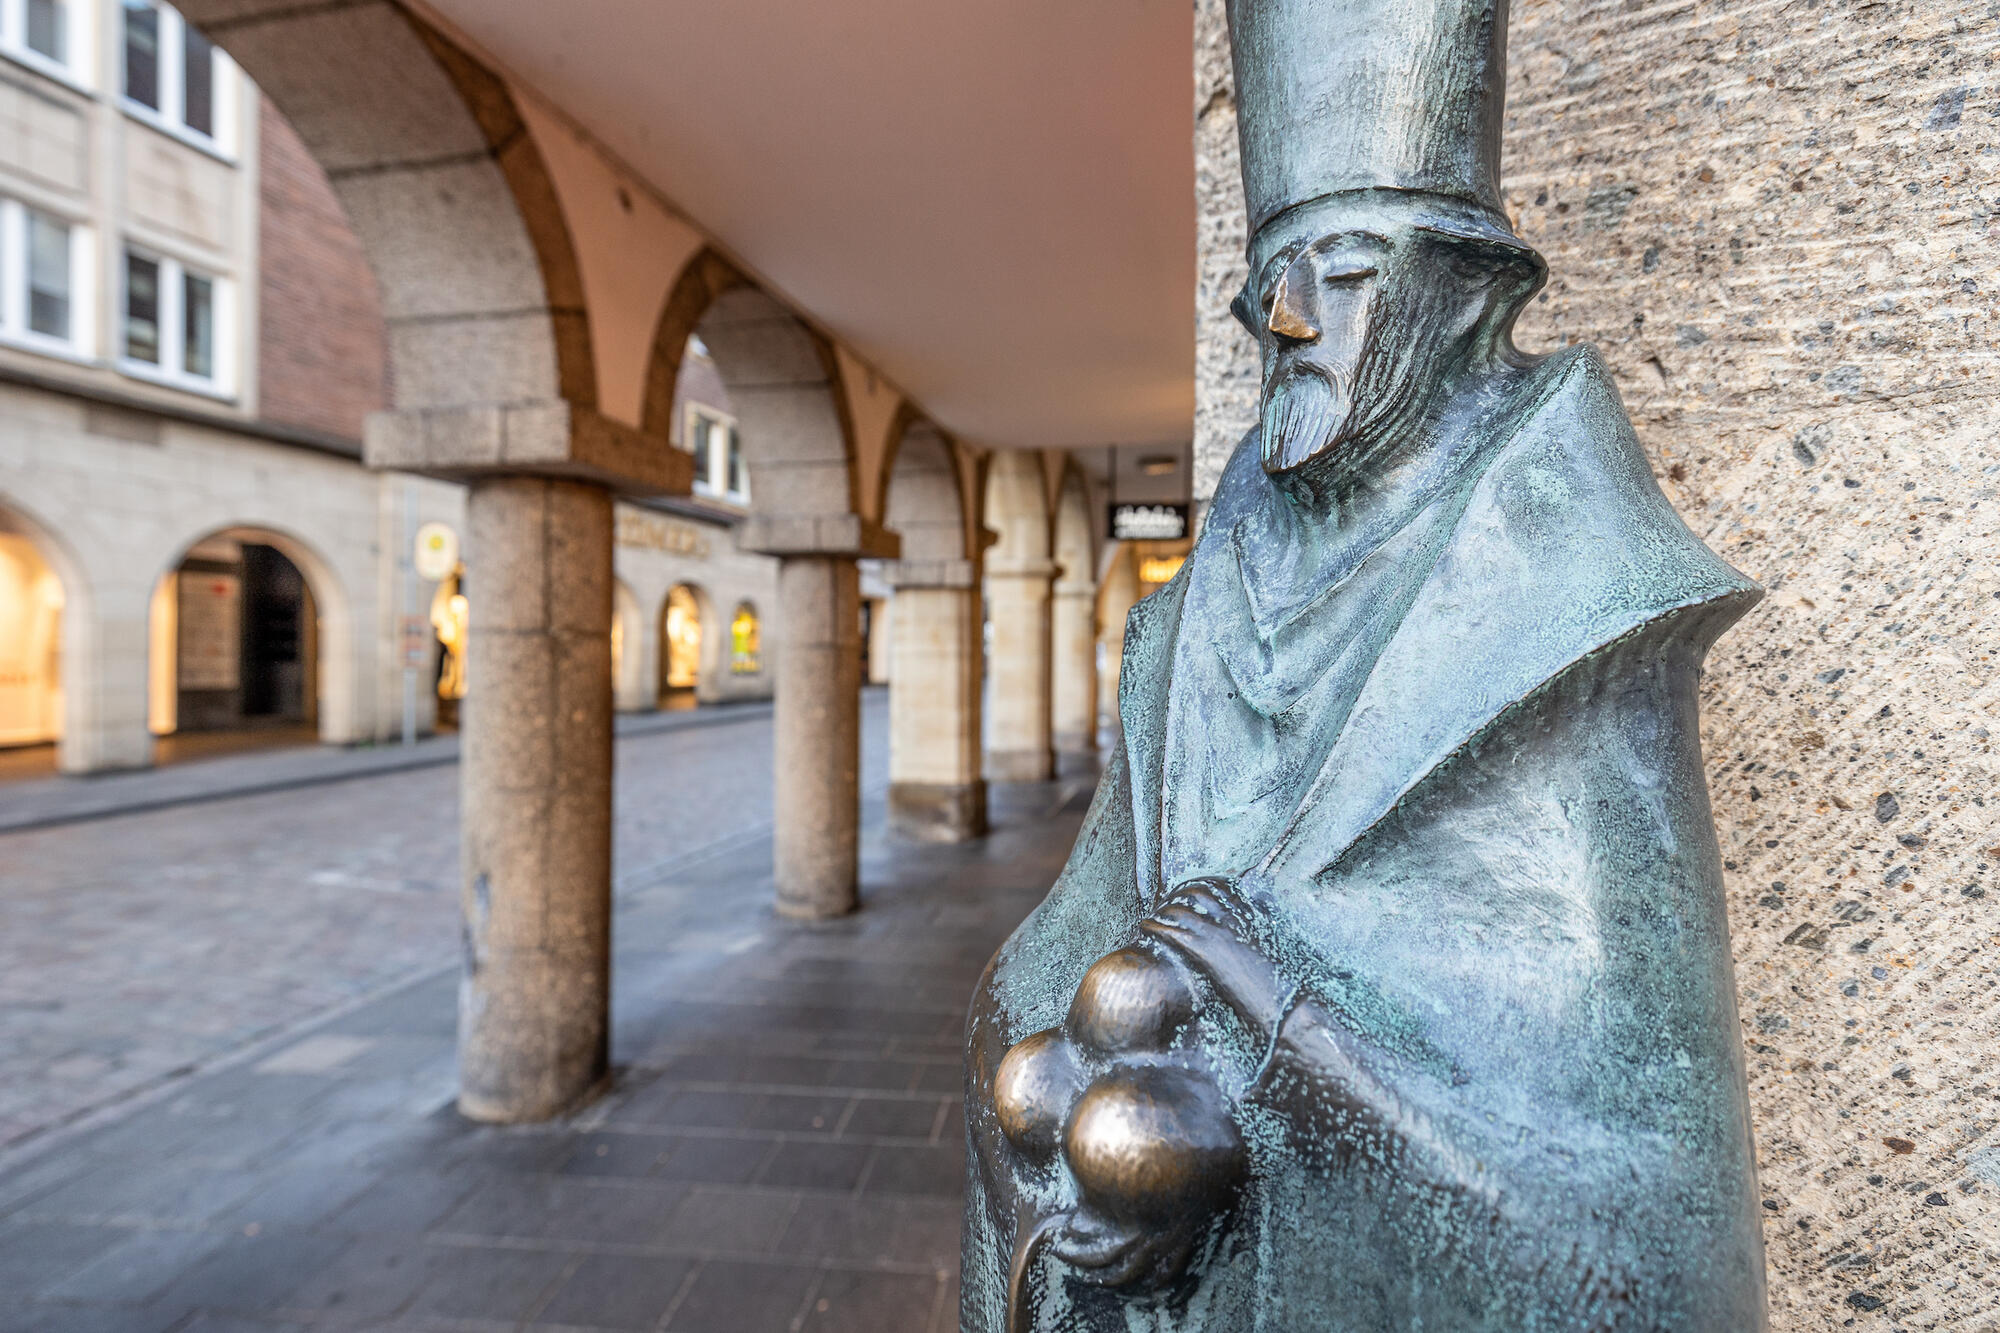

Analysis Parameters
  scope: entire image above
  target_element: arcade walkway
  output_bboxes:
[0,704,1096,1331]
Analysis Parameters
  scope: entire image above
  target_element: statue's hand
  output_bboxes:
[1140,877,1287,1043]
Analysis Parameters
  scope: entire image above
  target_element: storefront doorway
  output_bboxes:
[149,533,319,754]
[658,583,704,709]
[0,513,64,774]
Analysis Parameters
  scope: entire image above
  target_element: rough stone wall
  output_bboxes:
[256,97,390,442]
[1193,0,1258,503]
[1192,2,1999,1328]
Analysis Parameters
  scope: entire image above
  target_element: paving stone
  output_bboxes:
[655,1186,798,1255]
[661,1258,815,1332]
[798,1267,944,1333]
[0,706,1083,1325]
[754,1140,873,1192]
[533,1252,694,1329]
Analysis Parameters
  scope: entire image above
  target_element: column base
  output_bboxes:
[986,748,1055,782]
[888,780,988,843]
[1054,746,1101,779]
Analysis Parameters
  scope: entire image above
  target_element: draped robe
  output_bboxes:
[963,346,1768,1331]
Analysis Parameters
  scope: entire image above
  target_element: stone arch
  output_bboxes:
[642,249,863,527]
[612,577,646,713]
[984,451,1053,569]
[180,1,594,412]
[882,414,972,565]
[0,494,92,769]
[150,523,354,748]
[1050,464,1101,761]
[658,581,713,705]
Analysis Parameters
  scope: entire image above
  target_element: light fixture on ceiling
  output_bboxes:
[1137,454,1178,477]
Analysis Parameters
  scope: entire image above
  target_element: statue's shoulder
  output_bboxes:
[1480,344,1761,626]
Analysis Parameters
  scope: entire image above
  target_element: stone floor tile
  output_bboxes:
[555,1132,673,1179]
[0,1217,128,1299]
[754,1140,872,1192]
[652,1134,775,1185]
[837,1096,945,1141]
[661,1258,816,1332]
[797,1267,943,1333]
[655,1186,798,1255]
[36,1224,233,1306]
[532,1252,694,1329]
[391,1241,571,1321]
[860,1143,964,1199]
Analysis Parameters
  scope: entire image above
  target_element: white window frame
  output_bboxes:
[0,197,95,362]
[119,1,239,160]
[117,242,235,398]
[684,404,749,504]
[0,0,94,90]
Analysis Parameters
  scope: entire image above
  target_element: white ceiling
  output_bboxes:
[426,0,1196,451]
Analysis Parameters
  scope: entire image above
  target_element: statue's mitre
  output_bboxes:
[1227,0,1520,249]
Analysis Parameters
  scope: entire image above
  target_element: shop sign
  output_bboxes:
[1109,503,1189,542]
[617,510,710,557]
[414,522,459,581]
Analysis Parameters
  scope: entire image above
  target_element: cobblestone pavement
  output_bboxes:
[0,693,1091,1331]
[0,696,864,1153]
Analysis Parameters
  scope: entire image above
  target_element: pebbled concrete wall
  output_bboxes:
[1192,2,1999,1327]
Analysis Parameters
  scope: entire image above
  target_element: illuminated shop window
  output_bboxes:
[729,603,760,675]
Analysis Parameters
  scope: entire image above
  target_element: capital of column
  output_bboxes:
[985,559,1060,583]
[737,513,901,561]
[363,400,691,497]
[883,558,979,591]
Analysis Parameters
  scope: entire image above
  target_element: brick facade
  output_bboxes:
[256,96,389,443]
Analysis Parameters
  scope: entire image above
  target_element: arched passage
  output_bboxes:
[147,525,352,756]
[1050,465,1100,766]
[0,501,80,772]
[640,250,890,917]
[983,450,1057,782]
[612,578,646,714]
[658,582,710,709]
[880,418,986,839]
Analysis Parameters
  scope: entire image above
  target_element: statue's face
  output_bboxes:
[1243,228,1394,475]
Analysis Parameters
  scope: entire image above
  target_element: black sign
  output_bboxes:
[1108,502,1189,542]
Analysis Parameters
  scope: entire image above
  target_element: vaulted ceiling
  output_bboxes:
[426,0,1197,452]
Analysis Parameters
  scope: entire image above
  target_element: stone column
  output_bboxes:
[1049,576,1099,767]
[886,561,986,842]
[983,561,1056,781]
[772,554,863,917]
[58,582,152,774]
[456,476,614,1123]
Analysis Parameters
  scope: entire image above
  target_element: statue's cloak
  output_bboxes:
[964,347,1769,1331]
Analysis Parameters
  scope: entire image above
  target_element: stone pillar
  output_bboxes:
[457,476,614,1123]
[773,553,863,917]
[983,561,1056,782]
[1049,577,1099,766]
[58,583,152,774]
[886,561,986,842]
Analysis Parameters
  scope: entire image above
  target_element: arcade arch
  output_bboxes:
[146,526,350,752]
[982,450,1057,782]
[1050,465,1101,765]
[0,502,77,763]
[880,418,987,841]
[612,578,646,714]
[659,582,709,708]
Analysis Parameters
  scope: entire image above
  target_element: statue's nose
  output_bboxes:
[1267,257,1321,344]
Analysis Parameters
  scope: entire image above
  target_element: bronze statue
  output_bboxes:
[962,0,1770,1327]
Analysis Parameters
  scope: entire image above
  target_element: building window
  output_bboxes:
[730,604,761,675]
[121,1,235,154]
[685,406,748,503]
[120,245,231,394]
[0,0,88,85]
[0,199,91,356]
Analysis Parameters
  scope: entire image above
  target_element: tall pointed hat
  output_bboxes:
[1227,0,1525,251]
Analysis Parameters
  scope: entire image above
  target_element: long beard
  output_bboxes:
[1259,304,1439,486]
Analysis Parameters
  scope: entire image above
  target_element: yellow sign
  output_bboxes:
[1139,556,1186,585]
